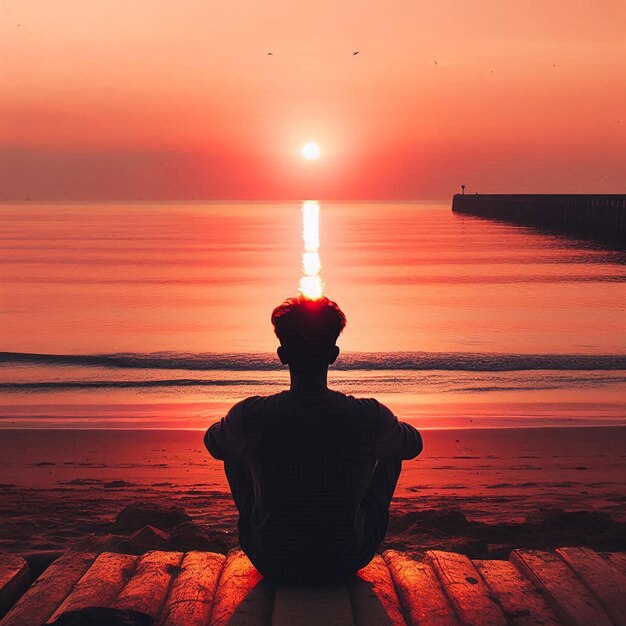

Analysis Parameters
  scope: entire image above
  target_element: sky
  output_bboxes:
[1,1,625,200]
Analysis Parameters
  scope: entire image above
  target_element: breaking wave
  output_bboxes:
[2,351,625,372]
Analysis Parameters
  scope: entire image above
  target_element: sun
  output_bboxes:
[301,142,320,160]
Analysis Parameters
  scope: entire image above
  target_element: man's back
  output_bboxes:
[205,389,422,584]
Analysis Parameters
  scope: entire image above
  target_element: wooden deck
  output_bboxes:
[0,547,624,625]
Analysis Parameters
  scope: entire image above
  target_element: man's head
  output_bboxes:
[271,296,346,368]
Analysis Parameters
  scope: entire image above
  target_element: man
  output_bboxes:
[204,296,422,585]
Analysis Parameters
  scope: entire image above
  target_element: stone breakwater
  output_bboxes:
[452,194,626,248]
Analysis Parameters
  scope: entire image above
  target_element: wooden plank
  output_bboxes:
[209,549,273,626]
[272,584,354,626]
[19,552,64,582]
[426,550,507,626]
[347,554,406,626]
[113,550,183,620]
[474,559,560,626]
[158,551,226,626]
[511,549,613,626]
[603,551,626,576]
[0,551,95,626]
[47,552,138,623]
[0,554,29,619]
[556,547,626,626]
[383,550,459,626]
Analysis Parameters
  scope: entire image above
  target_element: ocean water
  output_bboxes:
[0,201,624,428]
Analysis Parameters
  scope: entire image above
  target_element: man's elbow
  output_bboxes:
[404,426,423,460]
[204,425,224,460]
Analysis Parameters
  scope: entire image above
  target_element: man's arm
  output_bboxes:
[375,402,423,460]
[204,400,246,461]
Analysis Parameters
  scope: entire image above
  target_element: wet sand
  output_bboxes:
[0,427,625,559]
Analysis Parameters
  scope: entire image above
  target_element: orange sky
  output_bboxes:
[1,1,625,200]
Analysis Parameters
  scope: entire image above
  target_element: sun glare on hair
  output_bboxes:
[299,275,324,300]
[299,201,324,300]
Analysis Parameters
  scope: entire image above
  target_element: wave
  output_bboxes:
[0,379,282,390]
[1,351,625,372]
[2,375,623,393]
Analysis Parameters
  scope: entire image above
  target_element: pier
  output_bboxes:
[452,194,626,249]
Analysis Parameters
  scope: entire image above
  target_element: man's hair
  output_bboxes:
[271,296,346,350]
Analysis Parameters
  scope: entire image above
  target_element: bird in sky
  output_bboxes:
[267,52,273,55]
[434,60,438,64]
[353,51,359,55]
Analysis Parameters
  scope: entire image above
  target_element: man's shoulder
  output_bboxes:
[230,391,287,407]
[342,394,387,414]
[331,393,388,433]
[229,392,291,425]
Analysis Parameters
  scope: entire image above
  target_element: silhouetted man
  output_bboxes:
[204,296,422,585]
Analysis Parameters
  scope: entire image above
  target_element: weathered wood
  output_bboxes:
[3,546,625,626]
[209,549,273,626]
[511,549,613,626]
[113,550,183,619]
[383,550,459,626]
[426,550,507,626]
[0,551,95,626]
[273,584,354,626]
[19,551,64,581]
[47,552,138,623]
[603,551,626,576]
[474,559,560,626]
[0,554,29,619]
[347,554,406,626]
[556,547,626,626]
[158,551,226,626]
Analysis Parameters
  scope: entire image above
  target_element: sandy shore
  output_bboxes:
[0,427,624,559]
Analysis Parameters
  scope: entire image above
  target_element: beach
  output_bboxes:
[1,201,624,564]
[1,427,624,560]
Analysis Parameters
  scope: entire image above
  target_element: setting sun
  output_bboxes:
[301,142,320,160]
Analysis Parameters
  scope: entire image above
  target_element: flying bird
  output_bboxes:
[434,60,438,65]
[267,52,273,56]
[353,51,359,55]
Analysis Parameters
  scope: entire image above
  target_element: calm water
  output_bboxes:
[1,201,624,428]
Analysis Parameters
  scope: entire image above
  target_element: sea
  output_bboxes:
[1,201,625,429]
